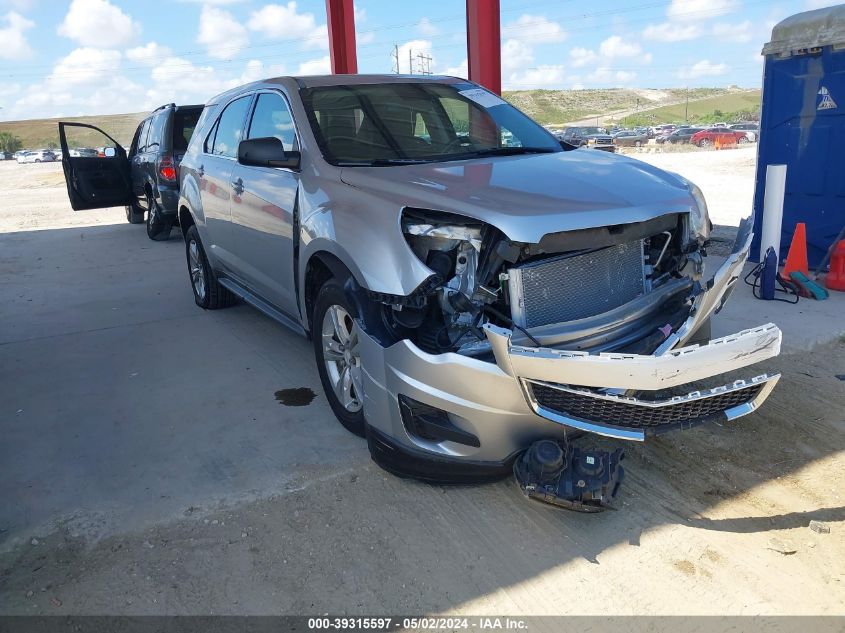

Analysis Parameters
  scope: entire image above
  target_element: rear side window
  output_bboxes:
[137,118,152,152]
[247,93,297,151]
[209,96,252,158]
[147,112,168,152]
[173,108,202,152]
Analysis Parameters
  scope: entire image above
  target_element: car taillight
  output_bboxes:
[159,155,177,181]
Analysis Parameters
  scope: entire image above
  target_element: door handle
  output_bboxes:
[231,177,244,195]
[197,165,204,177]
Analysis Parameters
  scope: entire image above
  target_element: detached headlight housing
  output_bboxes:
[688,182,711,241]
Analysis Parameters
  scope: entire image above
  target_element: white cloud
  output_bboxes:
[0,10,34,60]
[125,41,172,66]
[588,66,637,85]
[643,22,702,42]
[506,65,565,89]
[177,0,245,4]
[804,0,840,7]
[57,0,140,48]
[0,82,22,100]
[197,5,248,59]
[502,14,566,44]
[599,35,650,62]
[297,56,331,75]
[417,17,439,36]
[247,2,327,49]
[712,20,753,43]
[569,46,598,68]
[395,39,433,74]
[501,39,533,74]
[678,59,729,79]
[5,47,148,121]
[49,47,123,87]
[569,35,652,72]
[667,0,737,22]
[442,58,468,79]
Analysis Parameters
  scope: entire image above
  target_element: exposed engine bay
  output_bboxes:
[368,207,711,358]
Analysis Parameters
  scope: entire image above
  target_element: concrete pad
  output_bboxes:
[0,223,365,544]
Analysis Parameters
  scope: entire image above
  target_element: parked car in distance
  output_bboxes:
[656,127,705,145]
[612,129,648,147]
[52,148,63,160]
[68,148,98,158]
[58,74,783,481]
[13,150,27,160]
[729,122,759,141]
[558,126,615,152]
[0,151,13,160]
[17,149,55,163]
[690,128,750,147]
[59,102,203,240]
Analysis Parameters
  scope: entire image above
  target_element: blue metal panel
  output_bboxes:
[751,45,845,266]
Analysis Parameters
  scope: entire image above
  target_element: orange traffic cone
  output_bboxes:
[782,222,810,278]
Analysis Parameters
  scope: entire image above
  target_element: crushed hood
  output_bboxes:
[339,150,696,243]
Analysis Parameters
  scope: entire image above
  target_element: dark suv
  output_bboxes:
[557,126,615,152]
[58,103,203,240]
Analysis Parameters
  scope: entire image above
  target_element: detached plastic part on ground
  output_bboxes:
[513,438,625,512]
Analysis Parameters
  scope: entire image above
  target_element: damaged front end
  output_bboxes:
[355,205,780,474]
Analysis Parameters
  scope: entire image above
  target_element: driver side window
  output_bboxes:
[208,96,252,158]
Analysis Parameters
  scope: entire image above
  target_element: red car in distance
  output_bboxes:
[690,128,750,147]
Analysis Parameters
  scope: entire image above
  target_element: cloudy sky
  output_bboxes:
[0,0,831,121]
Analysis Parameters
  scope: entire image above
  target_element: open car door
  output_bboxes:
[58,122,133,211]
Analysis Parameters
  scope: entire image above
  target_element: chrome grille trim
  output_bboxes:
[523,374,780,441]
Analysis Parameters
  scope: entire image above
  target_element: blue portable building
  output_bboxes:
[752,5,845,266]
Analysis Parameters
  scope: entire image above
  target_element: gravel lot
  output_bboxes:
[0,153,843,617]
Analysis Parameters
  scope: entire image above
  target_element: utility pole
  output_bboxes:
[408,47,413,74]
[416,52,433,75]
[685,87,689,122]
[392,44,399,74]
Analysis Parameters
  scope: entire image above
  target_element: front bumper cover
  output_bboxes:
[358,218,781,468]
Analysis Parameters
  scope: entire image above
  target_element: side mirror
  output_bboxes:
[238,137,300,169]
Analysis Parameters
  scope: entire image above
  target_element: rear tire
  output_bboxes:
[313,278,366,438]
[126,199,144,224]
[184,225,235,310]
[146,191,173,241]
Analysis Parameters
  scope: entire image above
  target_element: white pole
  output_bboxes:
[760,164,787,263]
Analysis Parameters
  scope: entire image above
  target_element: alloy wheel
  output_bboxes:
[188,239,206,301]
[321,304,363,413]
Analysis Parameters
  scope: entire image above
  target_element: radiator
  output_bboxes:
[507,240,646,329]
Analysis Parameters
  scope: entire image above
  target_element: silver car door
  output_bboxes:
[228,90,300,315]
[196,94,254,273]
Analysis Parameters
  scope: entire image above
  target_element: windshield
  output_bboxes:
[301,82,561,165]
[579,127,606,135]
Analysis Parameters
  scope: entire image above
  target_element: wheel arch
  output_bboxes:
[302,249,358,334]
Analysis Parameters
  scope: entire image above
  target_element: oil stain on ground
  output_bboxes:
[275,387,317,406]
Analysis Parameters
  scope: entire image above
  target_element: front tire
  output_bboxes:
[313,279,366,437]
[699,138,711,148]
[146,191,172,241]
[184,225,235,310]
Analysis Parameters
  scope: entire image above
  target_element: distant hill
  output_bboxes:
[0,112,146,151]
[502,87,760,126]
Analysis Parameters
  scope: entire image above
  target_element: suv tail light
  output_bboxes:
[159,155,177,181]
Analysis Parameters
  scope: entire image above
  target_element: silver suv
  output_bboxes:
[174,75,781,481]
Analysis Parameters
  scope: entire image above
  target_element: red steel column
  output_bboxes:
[466,0,501,94]
[325,0,358,74]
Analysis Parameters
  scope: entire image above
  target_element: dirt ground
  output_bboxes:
[0,155,843,617]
